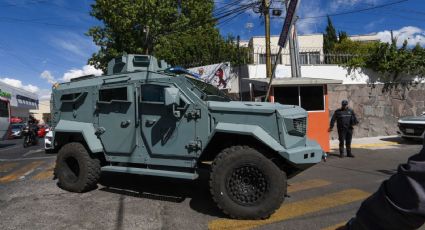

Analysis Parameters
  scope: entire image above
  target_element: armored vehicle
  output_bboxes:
[50,54,324,219]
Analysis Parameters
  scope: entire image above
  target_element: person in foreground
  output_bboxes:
[342,140,425,230]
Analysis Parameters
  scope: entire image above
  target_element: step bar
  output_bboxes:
[101,166,198,180]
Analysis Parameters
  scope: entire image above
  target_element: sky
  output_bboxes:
[0,0,424,101]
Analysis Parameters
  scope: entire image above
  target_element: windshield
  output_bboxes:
[186,77,231,102]
[11,124,23,129]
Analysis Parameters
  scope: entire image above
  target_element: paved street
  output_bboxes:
[0,137,424,230]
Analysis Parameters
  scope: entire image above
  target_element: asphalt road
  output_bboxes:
[0,137,424,230]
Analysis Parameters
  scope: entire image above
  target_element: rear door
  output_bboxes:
[97,84,136,154]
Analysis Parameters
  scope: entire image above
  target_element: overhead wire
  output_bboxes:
[300,0,409,19]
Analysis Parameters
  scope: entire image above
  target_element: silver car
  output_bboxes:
[398,112,425,140]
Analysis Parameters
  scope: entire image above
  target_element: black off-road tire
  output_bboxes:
[210,145,287,219]
[56,142,101,193]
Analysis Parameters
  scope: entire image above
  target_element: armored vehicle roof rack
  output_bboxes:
[70,74,97,82]
[107,54,170,75]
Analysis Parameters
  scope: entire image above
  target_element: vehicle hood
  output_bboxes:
[207,101,297,114]
[399,115,425,122]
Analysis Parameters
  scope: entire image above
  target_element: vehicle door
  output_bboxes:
[139,83,197,158]
[96,84,136,154]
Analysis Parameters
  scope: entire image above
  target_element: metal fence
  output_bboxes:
[251,47,363,65]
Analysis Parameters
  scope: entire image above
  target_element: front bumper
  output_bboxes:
[279,139,324,165]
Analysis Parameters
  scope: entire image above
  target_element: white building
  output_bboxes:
[248,34,324,65]
[348,33,380,43]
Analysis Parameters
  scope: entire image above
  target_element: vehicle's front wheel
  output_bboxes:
[210,145,286,219]
[56,142,101,192]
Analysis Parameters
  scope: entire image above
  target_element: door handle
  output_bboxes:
[121,120,131,127]
[145,119,157,126]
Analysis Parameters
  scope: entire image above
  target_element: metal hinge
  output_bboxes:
[185,109,201,120]
[185,140,202,152]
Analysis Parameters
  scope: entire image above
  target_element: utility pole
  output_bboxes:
[286,0,301,78]
[263,0,272,79]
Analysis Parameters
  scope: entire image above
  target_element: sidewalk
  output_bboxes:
[330,135,401,149]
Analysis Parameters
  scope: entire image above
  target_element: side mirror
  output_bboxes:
[164,88,180,106]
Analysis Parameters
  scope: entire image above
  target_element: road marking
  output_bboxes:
[23,148,44,157]
[0,145,19,152]
[0,156,56,162]
[0,161,43,183]
[287,179,331,193]
[33,162,55,180]
[321,222,346,230]
[331,141,399,149]
[0,162,19,173]
[208,189,370,230]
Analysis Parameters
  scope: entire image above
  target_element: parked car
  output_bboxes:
[44,130,55,153]
[37,124,49,138]
[9,123,25,139]
[398,112,425,140]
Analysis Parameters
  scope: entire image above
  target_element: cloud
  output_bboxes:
[376,26,425,46]
[62,65,103,82]
[0,77,52,101]
[0,78,39,93]
[329,0,380,11]
[38,89,52,101]
[40,70,56,84]
[297,1,325,34]
[51,32,98,59]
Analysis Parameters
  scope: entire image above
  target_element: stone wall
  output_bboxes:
[328,83,425,139]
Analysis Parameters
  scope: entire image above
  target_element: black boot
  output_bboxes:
[347,147,354,158]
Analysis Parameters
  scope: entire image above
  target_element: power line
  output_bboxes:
[300,0,409,19]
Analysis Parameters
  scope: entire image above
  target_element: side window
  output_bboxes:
[60,93,82,101]
[140,84,166,103]
[99,87,128,102]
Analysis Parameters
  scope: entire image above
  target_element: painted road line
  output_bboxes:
[33,162,55,180]
[0,161,43,183]
[287,179,331,193]
[331,141,399,149]
[23,148,44,157]
[0,156,56,162]
[0,145,20,152]
[208,189,370,230]
[0,162,19,173]
[321,222,346,230]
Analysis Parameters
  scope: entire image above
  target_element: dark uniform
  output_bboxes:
[346,141,425,230]
[330,101,358,157]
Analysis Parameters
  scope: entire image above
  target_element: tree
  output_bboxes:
[338,31,348,42]
[323,16,338,55]
[87,0,248,72]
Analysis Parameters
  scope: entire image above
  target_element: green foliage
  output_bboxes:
[338,31,348,42]
[343,40,425,85]
[323,16,338,54]
[87,0,250,72]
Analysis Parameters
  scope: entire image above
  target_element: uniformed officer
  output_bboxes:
[329,100,358,158]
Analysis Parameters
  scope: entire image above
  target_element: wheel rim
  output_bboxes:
[63,157,80,183]
[226,164,268,206]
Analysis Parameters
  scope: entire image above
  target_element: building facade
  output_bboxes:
[0,81,38,121]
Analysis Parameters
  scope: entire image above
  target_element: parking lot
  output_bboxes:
[0,137,424,230]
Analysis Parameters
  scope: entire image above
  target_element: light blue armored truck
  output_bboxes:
[50,54,324,219]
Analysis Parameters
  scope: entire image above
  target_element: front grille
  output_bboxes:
[288,117,307,137]
[399,123,425,136]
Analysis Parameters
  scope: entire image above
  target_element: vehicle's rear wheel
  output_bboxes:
[210,145,286,219]
[56,142,101,192]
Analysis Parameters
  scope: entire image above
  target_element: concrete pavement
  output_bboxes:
[0,137,424,230]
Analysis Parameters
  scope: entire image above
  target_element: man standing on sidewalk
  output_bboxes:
[329,100,359,158]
